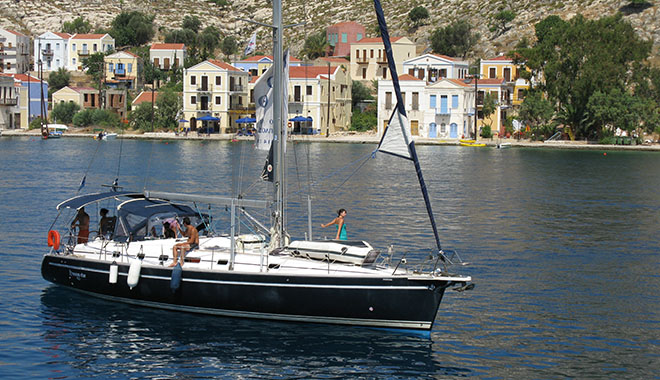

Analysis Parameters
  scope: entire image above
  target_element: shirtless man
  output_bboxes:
[71,207,90,244]
[170,217,199,267]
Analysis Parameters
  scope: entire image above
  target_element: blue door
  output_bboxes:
[429,123,437,138]
[440,96,448,114]
[450,123,458,138]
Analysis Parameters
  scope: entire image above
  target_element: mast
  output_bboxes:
[272,0,285,247]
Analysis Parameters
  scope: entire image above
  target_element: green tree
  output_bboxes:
[63,17,91,34]
[129,101,154,131]
[518,90,554,130]
[586,88,646,136]
[408,6,430,27]
[155,87,182,131]
[515,13,652,139]
[51,101,80,124]
[301,32,328,60]
[182,15,202,33]
[481,92,498,134]
[143,60,167,85]
[221,36,238,58]
[198,26,221,59]
[490,10,516,36]
[430,21,480,59]
[351,80,373,108]
[350,106,377,132]
[73,109,94,127]
[47,68,71,97]
[82,52,106,84]
[110,11,155,47]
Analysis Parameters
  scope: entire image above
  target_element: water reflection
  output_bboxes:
[40,286,470,379]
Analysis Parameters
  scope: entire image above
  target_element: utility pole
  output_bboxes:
[472,73,479,140]
[326,61,330,137]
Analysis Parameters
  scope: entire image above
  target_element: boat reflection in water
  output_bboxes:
[40,286,472,378]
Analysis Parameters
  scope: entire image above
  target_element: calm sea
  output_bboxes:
[1,136,658,379]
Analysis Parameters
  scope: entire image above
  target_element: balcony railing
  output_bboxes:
[78,50,90,56]
[436,108,451,116]
[356,57,369,64]
[377,57,387,64]
[0,98,18,106]
[197,85,213,92]
[288,95,304,103]
[197,104,211,111]
[42,49,54,57]
[229,84,244,92]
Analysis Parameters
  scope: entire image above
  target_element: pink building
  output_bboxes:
[326,21,365,57]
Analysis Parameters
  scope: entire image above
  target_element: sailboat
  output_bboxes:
[40,0,472,332]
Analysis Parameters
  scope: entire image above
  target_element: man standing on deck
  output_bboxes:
[71,207,90,244]
[170,217,199,267]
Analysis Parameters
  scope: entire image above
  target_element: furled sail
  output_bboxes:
[373,0,443,254]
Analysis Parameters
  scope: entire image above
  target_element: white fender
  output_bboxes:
[109,262,118,284]
[127,259,142,289]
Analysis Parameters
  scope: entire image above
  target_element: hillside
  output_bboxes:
[1,0,658,62]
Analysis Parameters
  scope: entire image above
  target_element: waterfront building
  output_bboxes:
[0,73,48,128]
[68,34,115,71]
[0,75,19,129]
[33,32,71,72]
[52,85,126,120]
[0,29,31,74]
[285,65,352,135]
[465,77,514,136]
[480,55,530,106]
[232,55,302,77]
[377,74,475,139]
[326,21,365,57]
[182,59,249,133]
[402,53,470,82]
[349,36,416,82]
[132,90,160,106]
[149,43,186,71]
[104,50,143,89]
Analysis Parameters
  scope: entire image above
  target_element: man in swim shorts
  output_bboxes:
[71,207,90,244]
[170,217,199,267]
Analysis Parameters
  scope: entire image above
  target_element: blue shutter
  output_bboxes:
[452,95,459,108]
[440,96,448,114]
[429,95,436,108]
[128,63,133,73]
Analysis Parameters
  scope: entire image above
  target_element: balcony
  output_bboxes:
[435,108,451,116]
[42,49,54,58]
[197,104,211,111]
[78,50,90,56]
[229,84,244,92]
[377,57,387,64]
[0,97,18,106]
[288,95,304,103]
[356,57,369,64]
[197,85,213,93]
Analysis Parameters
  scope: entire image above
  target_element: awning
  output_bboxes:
[289,116,308,122]
[56,191,141,210]
[236,117,256,123]
[117,198,196,218]
[197,115,220,121]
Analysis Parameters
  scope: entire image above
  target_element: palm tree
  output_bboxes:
[301,32,328,60]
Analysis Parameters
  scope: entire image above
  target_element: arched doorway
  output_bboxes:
[190,117,197,131]
[450,123,458,138]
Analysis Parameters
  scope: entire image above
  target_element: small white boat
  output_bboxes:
[497,142,511,149]
[102,133,117,140]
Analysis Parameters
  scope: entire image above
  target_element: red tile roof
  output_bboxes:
[354,37,402,44]
[431,54,461,62]
[0,73,41,82]
[289,66,337,79]
[240,55,301,62]
[5,29,27,37]
[447,78,472,87]
[208,59,242,71]
[318,57,350,64]
[485,55,513,61]
[54,32,72,39]
[398,74,422,81]
[69,86,97,92]
[132,91,159,105]
[465,78,506,86]
[151,43,186,50]
[72,34,108,40]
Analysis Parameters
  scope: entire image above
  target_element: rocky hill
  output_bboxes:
[1,0,658,62]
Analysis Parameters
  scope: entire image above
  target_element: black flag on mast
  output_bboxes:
[373,0,443,254]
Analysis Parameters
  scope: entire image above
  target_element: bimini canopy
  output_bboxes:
[56,191,142,211]
[115,198,207,240]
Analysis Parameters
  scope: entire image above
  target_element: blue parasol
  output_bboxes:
[236,117,256,123]
[197,115,220,122]
[289,116,308,122]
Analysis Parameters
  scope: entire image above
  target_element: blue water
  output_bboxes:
[1,136,659,378]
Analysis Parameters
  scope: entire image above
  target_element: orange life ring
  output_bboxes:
[287,122,292,128]
[47,230,60,251]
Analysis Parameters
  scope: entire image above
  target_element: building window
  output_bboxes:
[412,92,419,110]
[430,95,436,108]
[385,92,392,109]
[215,76,221,86]
[72,58,76,65]
[356,50,360,58]
[215,96,221,105]
[370,49,374,58]
[190,76,196,85]
[452,95,459,108]
[441,123,446,133]
[72,43,76,51]
[362,68,366,79]
[356,33,362,41]
[382,67,387,79]
[128,63,132,73]
[191,96,196,104]
[306,85,312,96]
[341,33,347,43]
[489,67,496,78]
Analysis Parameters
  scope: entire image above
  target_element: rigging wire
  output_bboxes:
[76,139,103,195]
[114,123,125,188]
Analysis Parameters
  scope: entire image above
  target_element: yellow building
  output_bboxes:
[349,37,416,81]
[182,59,250,133]
[68,33,115,71]
[480,55,530,106]
[104,51,143,89]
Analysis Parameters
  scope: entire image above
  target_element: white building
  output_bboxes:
[33,32,71,72]
[0,75,19,129]
[149,43,186,70]
[377,75,475,139]
[402,53,470,83]
[349,36,416,81]
[0,29,31,74]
